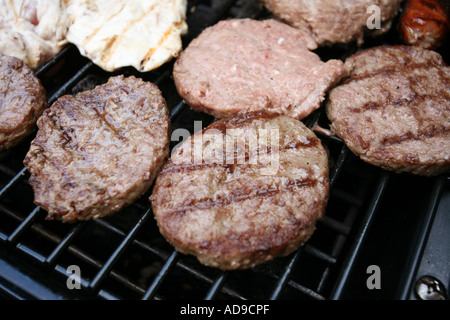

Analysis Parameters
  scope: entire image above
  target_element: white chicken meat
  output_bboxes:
[65,0,188,72]
[0,0,68,69]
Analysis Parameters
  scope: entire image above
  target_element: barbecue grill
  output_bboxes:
[0,0,448,301]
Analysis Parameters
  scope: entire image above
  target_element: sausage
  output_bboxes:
[400,0,450,50]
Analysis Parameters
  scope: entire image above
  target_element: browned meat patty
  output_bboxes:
[150,112,329,270]
[326,45,450,176]
[24,75,170,222]
[0,54,47,151]
[173,18,345,120]
[262,0,403,46]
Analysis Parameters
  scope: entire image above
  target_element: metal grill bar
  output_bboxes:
[316,206,359,293]
[205,272,229,300]
[1,0,442,301]
[34,44,74,77]
[329,145,350,189]
[7,206,41,245]
[47,61,94,105]
[0,205,139,297]
[141,251,179,300]
[169,100,187,120]
[330,171,390,299]
[88,209,152,291]
[0,167,27,199]
[175,260,246,300]
[15,242,46,263]
[320,216,351,235]
[52,249,147,297]
[396,174,446,299]
[44,222,86,266]
[285,280,326,300]
[304,244,336,264]
[269,249,302,300]
[262,266,326,300]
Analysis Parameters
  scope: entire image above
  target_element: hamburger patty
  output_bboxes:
[262,0,403,46]
[150,112,329,270]
[0,54,47,151]
[326,45,450,176]
[173,18,345,120]
[24,75,170,222]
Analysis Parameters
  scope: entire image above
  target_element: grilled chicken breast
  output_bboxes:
[65,0,188,72]
[0,0,68,69]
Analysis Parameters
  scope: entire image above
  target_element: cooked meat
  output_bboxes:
[65,0,188,72]
[0,0,68,69]
[24,75,170,222]
[262,0,403,46]
[173,18,345,120]
[326,45,450,176]
[150,112,329,270]
[0,54,47,151]
[400,0,450,50]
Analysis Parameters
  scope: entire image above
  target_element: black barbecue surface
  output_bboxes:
[0,0,448,301]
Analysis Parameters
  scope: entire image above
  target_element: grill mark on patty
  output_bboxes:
[168,177,317,216]
[159,161,233,176]
[48,110,80,153]
[159,136,318,177]
[210,111,280,134]
[349,92,448,113]
[343,61,443,85]
[284,137,318,149]
[92,105,129,142]
[381,125,450,146]
[159,160,274,177]
[43,111,110,182]
[350,101,380,113]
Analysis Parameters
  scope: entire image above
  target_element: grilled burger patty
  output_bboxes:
[326,45,450,176]
[262,0,403,46]
[24,75,170,222]
[173,18,345,120]
[150,112,329,270]
[0,54,47,151]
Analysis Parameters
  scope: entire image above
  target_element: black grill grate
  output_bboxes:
[0,0,448,301]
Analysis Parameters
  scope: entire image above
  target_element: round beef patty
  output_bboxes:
[262,0,403,46]
[24,75,170,222]
[326,45,450,176]
[173,18,345,120]
[150,112,329,270]
[0,54,47,151]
